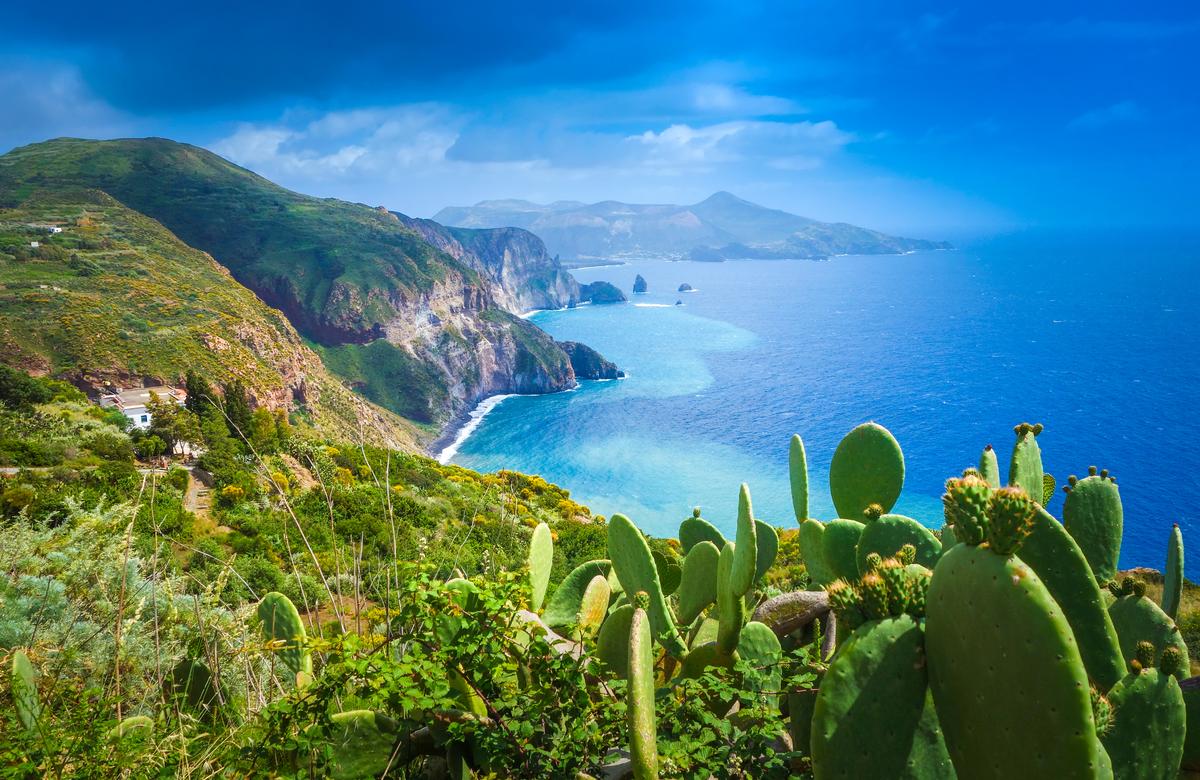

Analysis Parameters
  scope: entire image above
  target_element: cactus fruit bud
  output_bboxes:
[1160,646,1184,677]
[1088,465,1098,476]
[859,572,890,620]
[1032,423,1044,435]
[942,473,991,545]
[1134,640,1156,671]
[897,543,917,565]
[904,568,931,617]
[692,507,701,518]
[863,552,883,573]
[1091,688,1114,737]
[1100,468,1109,479]
[827,579,865,629]
[877,558,907,614]
[1132,580,1146,598]
[985,487,1036,556]
[863,503,884,522]
[633,591,650,611]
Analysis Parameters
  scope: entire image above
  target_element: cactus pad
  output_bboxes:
[925,543,1107,778]
[790,433,810,522]
[607,514,686,657]
[1007,422,1045,501]
[257,591,311,678]
[798,518,833,586]
[528,522,554,611]
[677,540,721,625]
[978,444,1001,488]
[754,520,779,584]
[651,549,682,596]
[329,710,401,780]
[596,603,635,676]
[736,620,784,703]
[543,559,612,627]
[1016,505,1125,691]
[1062,470,1123,582]
[1109,593,1189,680]
[822,518,865,582]
[829,422,905,520]
[1102,668,1186,779]
[577,575,612,637]
[1164,524,1184,620]
[855,513,941,571]
[628,606,660,780]
[717,542,747,655]
[679,511,726,553]
[811,615,953,779]
[729,484,759,597]
[11,649,39,733]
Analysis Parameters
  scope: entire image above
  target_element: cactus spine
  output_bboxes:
[628,601,660,780]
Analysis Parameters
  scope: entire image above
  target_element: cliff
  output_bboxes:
[558,341,624,380]
[0,138,612,436]
[579,281,627,304]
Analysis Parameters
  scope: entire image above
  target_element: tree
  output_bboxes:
[147,393,202,454]
[249,407,279,454]
[0,365,53,409]
[221,380,253,443]
[184,371,217,416]
[135,435,166,460]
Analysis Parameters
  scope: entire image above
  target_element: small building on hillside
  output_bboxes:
[99,386,187,429]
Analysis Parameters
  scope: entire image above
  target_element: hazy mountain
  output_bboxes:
[434,191,950,262]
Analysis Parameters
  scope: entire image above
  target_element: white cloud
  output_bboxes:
[630,119,852,170]
[0,61,133,152]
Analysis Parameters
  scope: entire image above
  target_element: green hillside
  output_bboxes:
[0,188,420,446]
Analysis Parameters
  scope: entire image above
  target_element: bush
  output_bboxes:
[86,431,135,462]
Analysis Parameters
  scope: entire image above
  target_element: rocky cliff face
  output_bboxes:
[559,341,624,380]
[393,214,579,313]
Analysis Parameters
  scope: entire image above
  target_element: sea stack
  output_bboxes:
[633,274,648,294]
[678,283,694,292]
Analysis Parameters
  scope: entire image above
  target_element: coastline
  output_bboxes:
[431,393,518,464]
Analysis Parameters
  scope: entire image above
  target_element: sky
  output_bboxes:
[1,1,1197,236]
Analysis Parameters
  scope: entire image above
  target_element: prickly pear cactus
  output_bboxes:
[822,518,865,582]
[257,591,312,679]
[925,485,1109,779]
[754,520,779,584]
[798,518,833,586]
[855,507,941,571]
[1180,677,1200,771]
[109,715,154,741]
[628,602,660,780]
[679,508,725,553]
[1007,422,1045,501]
[329,709,401,780]
[1108,582,1189,680]
[1101,660,1186,779]
[1062,467,1123,582]
[543,560,612,627]
[1042,473,1057,506]
[677,541,721,625]
[729,484,758,596]
[577,575,612,637]
[735,621,783,704]
[11,649,40,733]
[595,603,635,676]
[1164,524,1185,620]
[790,433,810,521]
[978,444,1001,488]
[651,549,682,596]
[811,615,953,779]
[607,513,686,657]
[829,422,905,520]
[716,542,746,656]
[528,521,554,611]
[168,658,223,723]
[1016,505,1126,691]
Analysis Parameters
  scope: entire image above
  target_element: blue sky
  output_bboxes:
[1,1,1196,235]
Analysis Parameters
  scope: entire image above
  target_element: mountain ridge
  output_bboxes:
[0,137,613,440]
[433,192,950,262]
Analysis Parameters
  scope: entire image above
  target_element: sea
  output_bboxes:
[444,231,1200,577]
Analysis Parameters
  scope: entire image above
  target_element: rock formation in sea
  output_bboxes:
[579,281,627,304]
[678,283,694,292]
[633,274,648,294]
[558,341,625,380]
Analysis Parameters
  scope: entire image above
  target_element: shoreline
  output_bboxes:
[431,385,582,464]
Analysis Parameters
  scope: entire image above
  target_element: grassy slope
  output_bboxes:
[0,137,475,343]
[0,189,421,446]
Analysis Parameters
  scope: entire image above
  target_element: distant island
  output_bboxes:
[434,191,951,263]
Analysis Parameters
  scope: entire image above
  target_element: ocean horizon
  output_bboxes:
[449,230,1200,577]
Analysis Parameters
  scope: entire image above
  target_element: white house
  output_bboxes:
[99,386,187,429]
[29,241,39,248]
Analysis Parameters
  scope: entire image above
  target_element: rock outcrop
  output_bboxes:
[558,341,624,380]
[678,283,694,292]
[633,274,648,294]
[579,281,627,304]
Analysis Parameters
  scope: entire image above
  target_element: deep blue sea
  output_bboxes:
[449,232,1200,577]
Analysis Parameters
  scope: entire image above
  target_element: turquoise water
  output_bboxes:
[451,232,1200,576]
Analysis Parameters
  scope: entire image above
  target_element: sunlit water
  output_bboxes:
[450,231,1200,576]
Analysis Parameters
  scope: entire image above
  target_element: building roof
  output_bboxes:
[99,386,186,410]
